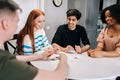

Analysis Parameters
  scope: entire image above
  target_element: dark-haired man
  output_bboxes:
[52,9,90,54]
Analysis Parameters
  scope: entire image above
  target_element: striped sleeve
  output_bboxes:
[22,29,50,55]
[35,29,50,48]
[34,34,50,51]
[42,35,50,47]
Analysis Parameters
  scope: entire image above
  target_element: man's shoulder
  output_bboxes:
[59,24,67,28]
[57,24,68,30]
[76,25,85,30]
[0,49,16,59]
[76,25,84,28]
[0,49,9,54]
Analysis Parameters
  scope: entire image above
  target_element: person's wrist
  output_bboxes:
[62,48,67,52]
[40,53,47,60]
[101,52,106,57]
[60,59,67,64]
[96,52,104,58]
[77,48,82,54]
[38,54,43,59]
[59,54,67,62]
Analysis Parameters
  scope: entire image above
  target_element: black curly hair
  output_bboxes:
[101,4,120,24]
[66,9,82,20]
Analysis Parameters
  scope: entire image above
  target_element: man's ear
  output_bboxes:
[1,18,8,30]
[77,20,79,24]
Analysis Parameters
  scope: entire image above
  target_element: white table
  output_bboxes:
[31,52,120,80]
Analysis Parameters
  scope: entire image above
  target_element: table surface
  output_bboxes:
[31,52,120,80]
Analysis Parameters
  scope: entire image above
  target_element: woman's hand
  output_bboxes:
[88,50,103,58]
[40,46,60,60]
[40,50,54,60]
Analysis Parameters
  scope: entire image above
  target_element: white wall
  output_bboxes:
[14,0,40,33]
[103,0,117,9]
[44,0,68,43]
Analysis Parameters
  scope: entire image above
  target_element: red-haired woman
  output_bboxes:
[17,9,51,55]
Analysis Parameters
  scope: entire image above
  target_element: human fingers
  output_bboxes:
[87,49,94,54]
[88,52,95,58]
[44,50,54,57]
[67,45,74,50]
[53,47,61,54]
[75,46,82,54]
[59,53,67,61]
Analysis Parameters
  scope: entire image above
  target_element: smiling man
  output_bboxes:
[52,9,90,54]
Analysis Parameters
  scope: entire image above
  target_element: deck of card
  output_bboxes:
[68,50,76,53]
[48,54,60,60]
